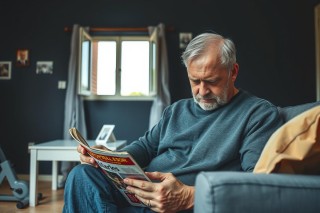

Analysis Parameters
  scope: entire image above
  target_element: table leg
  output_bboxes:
[52,161,58,190]
[29,149,38,206]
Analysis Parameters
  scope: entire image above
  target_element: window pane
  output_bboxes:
[151,42,157,94]
[121,41,150,96]
[97,41,116,95]
[81,40,90,92]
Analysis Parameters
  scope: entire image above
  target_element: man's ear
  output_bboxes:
[231,63,239,81]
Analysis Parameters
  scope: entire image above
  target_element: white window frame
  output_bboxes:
[78,28,158,101]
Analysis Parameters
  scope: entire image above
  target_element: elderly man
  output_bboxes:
[63,32,282,213]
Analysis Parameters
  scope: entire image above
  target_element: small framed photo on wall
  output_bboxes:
[0,61,12,80]
[179,32,193,49]
[16,49,30,67]
[36,61,53,74]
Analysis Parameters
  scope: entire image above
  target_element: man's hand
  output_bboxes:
[77,144,106,168]
[124,172,194,213]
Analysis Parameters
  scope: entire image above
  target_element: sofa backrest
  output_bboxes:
[278,101,320,123]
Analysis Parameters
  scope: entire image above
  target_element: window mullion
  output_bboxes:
[115,37,122,96]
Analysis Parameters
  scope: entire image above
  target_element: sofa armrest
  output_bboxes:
[195,171,320,213]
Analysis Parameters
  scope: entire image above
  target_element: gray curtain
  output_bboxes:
[60,24,87,183]
[148,23,171,129]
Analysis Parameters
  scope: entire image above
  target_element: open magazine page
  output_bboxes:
[88,148,150,207]
[69,128,90,148]
[69,127,150,207]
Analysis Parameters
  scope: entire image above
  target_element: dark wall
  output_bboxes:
[0,0,319,174]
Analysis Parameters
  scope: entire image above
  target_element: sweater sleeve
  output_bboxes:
[239,100,282,172]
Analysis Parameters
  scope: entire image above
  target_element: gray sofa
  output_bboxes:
[194,101,320,213]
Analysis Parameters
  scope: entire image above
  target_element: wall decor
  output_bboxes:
[36,61,53,74]
[179,32,192,49]
[0,61,11,80]
[16,49,30,67]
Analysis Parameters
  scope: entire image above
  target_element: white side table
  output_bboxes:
[28,139,126,206]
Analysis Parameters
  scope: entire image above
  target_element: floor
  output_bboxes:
[0,179,64,213]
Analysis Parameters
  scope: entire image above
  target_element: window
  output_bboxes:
[78,28,158,100]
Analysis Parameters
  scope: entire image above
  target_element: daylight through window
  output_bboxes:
[78,28,157,100]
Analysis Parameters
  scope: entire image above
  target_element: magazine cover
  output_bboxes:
[69,127,151,207]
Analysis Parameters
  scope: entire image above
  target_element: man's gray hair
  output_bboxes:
[181,33,236,70]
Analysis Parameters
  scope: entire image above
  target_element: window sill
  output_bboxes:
[83,95,155,101]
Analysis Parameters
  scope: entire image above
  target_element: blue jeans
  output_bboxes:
[63,164,154,213]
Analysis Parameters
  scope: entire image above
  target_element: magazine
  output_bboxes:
[69,127,151,207]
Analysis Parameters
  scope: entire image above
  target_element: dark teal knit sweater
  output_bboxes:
[122,90,282,185]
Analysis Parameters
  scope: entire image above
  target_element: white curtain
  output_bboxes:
[63,24,87,139]
[60,24,87,183]
[148,23,171,129]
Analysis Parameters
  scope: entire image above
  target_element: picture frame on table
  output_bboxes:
[0,61,12,80]
[96,124,117,146]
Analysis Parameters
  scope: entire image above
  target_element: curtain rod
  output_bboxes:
[64,26,174,32]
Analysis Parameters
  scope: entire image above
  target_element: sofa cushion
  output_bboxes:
[278,101,320,122]
[195,172,320,213]
[253,105,320,174]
